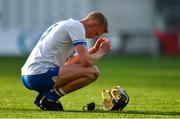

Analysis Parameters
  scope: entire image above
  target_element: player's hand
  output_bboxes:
[99,38,111,55]
[94,37,108,50]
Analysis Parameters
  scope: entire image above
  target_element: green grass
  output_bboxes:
[0,55,180,118]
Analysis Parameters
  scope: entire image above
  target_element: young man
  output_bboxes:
[21,11,111,111]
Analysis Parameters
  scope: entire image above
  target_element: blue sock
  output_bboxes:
[46,89,64,101]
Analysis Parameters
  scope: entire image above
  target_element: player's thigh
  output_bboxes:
[55,64,99,88]
[59,64,99,80]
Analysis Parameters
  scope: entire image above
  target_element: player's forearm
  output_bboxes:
[64,55,81,65]
[90,50,105,63]
[75,45,106,67]
[81,50,105,67]
[65,52,103,67]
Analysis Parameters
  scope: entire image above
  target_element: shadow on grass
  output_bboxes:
[123,110,180,116]
[64,110,180,116]
[1,107,180,116]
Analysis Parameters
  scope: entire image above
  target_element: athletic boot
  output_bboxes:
[34,93,45,109]
[40,96,63,111]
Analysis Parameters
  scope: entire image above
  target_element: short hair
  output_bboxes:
[84,11,108,33]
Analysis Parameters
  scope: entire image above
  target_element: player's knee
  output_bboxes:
[89,65,99,82]
[93,65,99,79]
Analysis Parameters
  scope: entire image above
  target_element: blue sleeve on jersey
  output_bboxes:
[72,39,87,47]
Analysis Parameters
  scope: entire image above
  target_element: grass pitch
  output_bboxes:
[0,55,180,118]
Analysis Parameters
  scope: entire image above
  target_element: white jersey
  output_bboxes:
[21,18,87,75]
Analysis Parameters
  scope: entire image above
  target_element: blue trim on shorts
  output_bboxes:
[21,67,59,93]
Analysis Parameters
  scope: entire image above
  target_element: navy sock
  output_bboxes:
[46,88,64,101]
